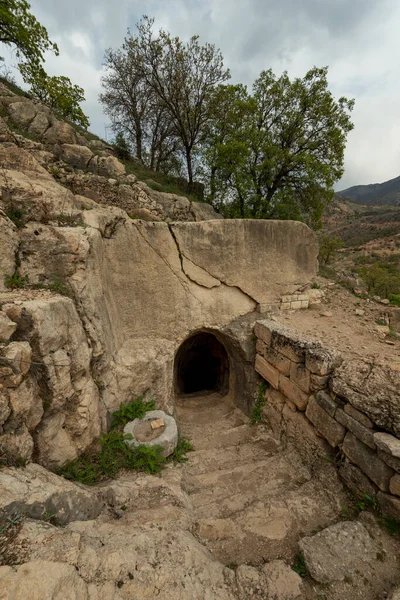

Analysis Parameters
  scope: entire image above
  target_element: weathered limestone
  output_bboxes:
[342,433,394,492]
[306,396,346,447]
[254,320,400,518]
[299,521,381,584]
[124,410,178,457]
[0,463,103,525]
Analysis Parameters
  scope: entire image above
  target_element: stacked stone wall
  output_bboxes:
[255,319,400,521]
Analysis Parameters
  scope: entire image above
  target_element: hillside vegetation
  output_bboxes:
[338,174,400,206]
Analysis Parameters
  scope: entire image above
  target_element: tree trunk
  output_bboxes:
[185,148,193,186]
[136,128,143,163]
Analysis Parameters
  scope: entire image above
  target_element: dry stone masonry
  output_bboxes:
[255,319,400,520]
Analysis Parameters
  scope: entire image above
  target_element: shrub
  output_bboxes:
[111,397,156,428]
[389,294,400,307]
[5,272,28,289]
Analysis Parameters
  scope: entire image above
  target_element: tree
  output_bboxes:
[100,44,177,169]
[126,16,230,186]
[204,67,354,227]
[113,132,131,161]
[19,63,90,128]
[318,234,344,265]
[0,0,58,67]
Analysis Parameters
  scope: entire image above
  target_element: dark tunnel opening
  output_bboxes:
[175,332,230,396]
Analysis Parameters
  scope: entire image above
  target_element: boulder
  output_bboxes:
[96,155,126,178]
[0,463,104,525]
[58,143,94,170]
[0,425,34,463]
[43,119,77,145]
[8,100,37,126]
[299,521,379,583]
[262,560,303,599]
[332,359,400,436]
[28,110,50,136]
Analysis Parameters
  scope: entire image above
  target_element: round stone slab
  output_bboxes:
[123,410,178,458]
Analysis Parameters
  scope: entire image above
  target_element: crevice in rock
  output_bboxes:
[169,224,258,307]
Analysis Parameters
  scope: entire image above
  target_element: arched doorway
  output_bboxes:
[174,332,230,396]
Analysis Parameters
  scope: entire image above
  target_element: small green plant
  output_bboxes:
[382,516,400,536]
[111,397,156,428]
[356,493,377,512]
[251,381,269,424]
[56,213,84,227]
[58,430,166,485]
[0,513,23,536]
[5,272,28,289]
[291,553,307,577]
[169,436,193,464]
[6,208,25,228]
[389,326,398,339]
[375,318,386,326]
[389,294,400,307]
[31,276,71,297]
[311,282,321,289]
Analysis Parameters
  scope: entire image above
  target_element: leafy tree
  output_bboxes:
[358,261,400,299]
[126,16,230,186]
[0,0,58,67]
[318,234,344,264]
[19,62,89,128]
[100,44,177,169]
[113,131,131,161]
[204,67,354,227]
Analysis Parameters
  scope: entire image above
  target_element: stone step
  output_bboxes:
[183,423,260,451]
[186,453,311,513]
[182,437,281,477]
[192,480,341,566]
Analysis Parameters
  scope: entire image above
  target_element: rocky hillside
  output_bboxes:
[338,174,400,206]
[323,195,400,247]
[0,80,220,224]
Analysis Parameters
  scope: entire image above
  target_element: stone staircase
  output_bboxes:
[176,393,343,566]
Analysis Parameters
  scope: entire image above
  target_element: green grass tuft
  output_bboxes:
[111,397,156,428]
[251,381,269,424]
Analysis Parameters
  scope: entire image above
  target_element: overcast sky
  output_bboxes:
[3,0,400,189]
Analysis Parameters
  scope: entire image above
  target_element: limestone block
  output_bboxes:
[336,408,375,449]
[28,110,50,136]
[344,404,374,428]
[58,143,94,169]
[256,339,266,356]
[43,119,77,144]
[342,433,394,492]
[273,336,305,363]
[377,491,400,521]
[374,432,400,458]
[8,100,37,126]
[0,312,17,342]
[265,345,291,376]
[339,459,378,500]
[389,474,400,496]
[262,559,303,599]
[254,321,272,345]
[332,360,400,436]
[0,366,22,388]
[305,347,341,376]
[310,373,329,391]
[7,376,41,429]
[314,390,339,418]
[290,301,302,310]
[255,354,279,389]
[282,404,332,467]
[279,374,309,410]
[299,522,379,584]
[305,396,346,447]
[289,362,310,393]
[96,155,125,178]
[378,449,400,474]
[280,302,291,310]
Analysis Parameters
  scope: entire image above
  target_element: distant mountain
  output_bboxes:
[338,175,400,206]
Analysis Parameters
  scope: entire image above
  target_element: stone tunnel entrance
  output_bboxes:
[174,332,230,396]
